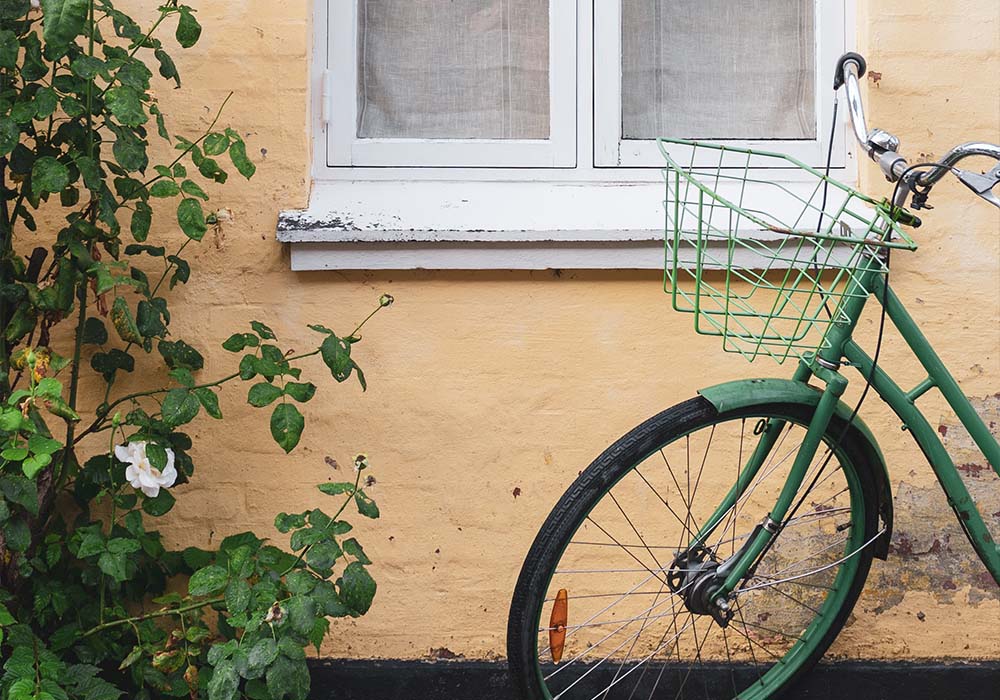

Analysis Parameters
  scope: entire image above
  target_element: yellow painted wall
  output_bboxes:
[94,0,999,661]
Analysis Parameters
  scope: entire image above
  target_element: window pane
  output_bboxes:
[357,0,550,140]
[621,0,816,140]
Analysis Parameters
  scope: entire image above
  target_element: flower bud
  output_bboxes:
[379,294,394,308]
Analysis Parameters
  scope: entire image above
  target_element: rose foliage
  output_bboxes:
[0,2,388,699]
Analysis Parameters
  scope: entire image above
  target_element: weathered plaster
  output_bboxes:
[57,0,997,662]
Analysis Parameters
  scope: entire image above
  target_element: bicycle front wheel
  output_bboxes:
[507,396,881,700]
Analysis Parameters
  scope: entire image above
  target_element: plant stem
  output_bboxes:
[75,347,323,445]
[80,596,225,639]
[59,283,88,478]
[281,469,362,577]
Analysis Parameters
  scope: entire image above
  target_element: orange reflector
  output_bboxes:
[549,588,568,664]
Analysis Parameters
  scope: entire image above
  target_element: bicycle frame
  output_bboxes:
[700,246,1000,602]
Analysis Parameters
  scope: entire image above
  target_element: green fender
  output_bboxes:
[698,378,893,559]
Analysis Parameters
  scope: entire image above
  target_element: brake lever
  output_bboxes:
[955,162,1000,208]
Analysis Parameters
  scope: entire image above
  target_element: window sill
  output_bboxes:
[278,180,671,270]
[276,179,858,271]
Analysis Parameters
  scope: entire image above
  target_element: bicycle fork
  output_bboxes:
[681,361,849,627]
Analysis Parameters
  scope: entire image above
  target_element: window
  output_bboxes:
[595,0,846,168]
[326,0,576,167]
[286,1,855,270]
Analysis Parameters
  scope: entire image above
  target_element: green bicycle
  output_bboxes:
[507,53,1000,699]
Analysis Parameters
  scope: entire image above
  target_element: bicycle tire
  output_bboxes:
[507,396,881,700]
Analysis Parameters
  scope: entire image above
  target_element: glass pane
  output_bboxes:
[357,0,550,140]
[621,0,816,140]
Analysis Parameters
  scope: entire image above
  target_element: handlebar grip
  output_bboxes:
[833,52,867,89]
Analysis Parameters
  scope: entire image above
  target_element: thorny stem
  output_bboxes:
[74,348,323,445]
[280,468,363,577]
[80,596,225,639]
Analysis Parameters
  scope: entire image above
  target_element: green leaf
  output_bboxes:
[21,453,50,478]
[40,0,89,50]
[207,658,238,700]
[176,8,202,48]
[107,537,141,555]
[32,156,70,193]
[289,526,325,552]
[130,201,152,241]
[284,382,316,403]
[33,87,59,119]
[306,539,342,572]
[320,334,353,382]
[342,538,372,565]
[97,550,130,582]
[0,604,15,626]
[177,197,207,240]
[154,48,180,88]
[110,296,142,344]
[0,475,39,515]
[228,136,256,179]
[181,179,209,200]
[70,54,106,79]
[145,443,168,470]
[354,491,380,519]
[82,317,108,345]
[194,387,222,419]
[7,678,34,700]
[21,33,46,81]
[1,447,27,462]
[224,578,251,615]
[0,116,18,156]
[265,655,310,700]
[136,299,167,338]
[91,349,134,381]
[76,529,106,558]
[105,86,147,127]
[158,339,204,370]
[3,518,30,552]
[112,126,148,173]
[149,180,180,198]
[246,638,278,676]
[270,403,304,453]
[284,595,317,635]
[167,367,194,389]
[337,562,376,616]
[161,389,201,427]
[203,132,229,156]
[247,382,283,408]
[274,512,305,533]
[250,321,275,340]
[75,155,102,192]
[317,482,355,496]
[207,640,238,666]
[222,333,258,352]
[0,29,17,69]
[189,564,228,596]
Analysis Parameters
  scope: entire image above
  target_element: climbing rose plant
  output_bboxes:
[0,2,390,699]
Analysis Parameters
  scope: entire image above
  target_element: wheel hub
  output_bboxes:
[668,545,733,627]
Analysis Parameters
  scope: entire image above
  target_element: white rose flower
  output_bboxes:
[115,441,177,498]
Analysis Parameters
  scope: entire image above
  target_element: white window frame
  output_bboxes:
[325,0,577,168]
[593,1,848,170]
[288,0,859,270]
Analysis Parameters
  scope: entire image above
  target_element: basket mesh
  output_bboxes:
[659,138,916,364]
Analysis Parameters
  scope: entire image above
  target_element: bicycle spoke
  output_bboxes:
[520,405,876,700]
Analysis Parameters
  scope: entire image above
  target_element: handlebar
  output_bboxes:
[833,53,1000,208]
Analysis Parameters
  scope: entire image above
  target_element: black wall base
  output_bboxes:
[308,659,1000,700]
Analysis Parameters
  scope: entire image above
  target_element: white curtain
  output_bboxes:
[621,0,816,140]
[356,0,550,140]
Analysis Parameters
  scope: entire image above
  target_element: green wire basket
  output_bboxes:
[658,137,917,364]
